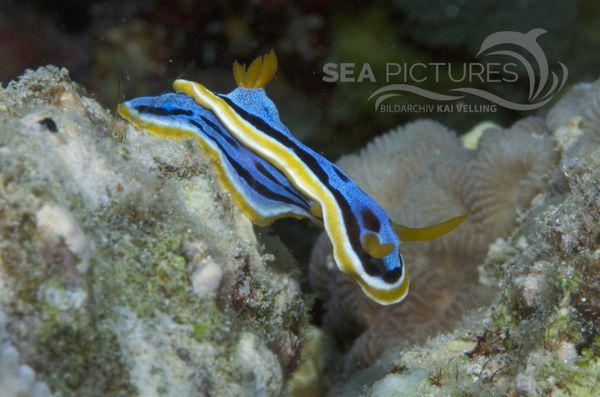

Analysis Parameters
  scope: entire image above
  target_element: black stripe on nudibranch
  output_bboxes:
[195,116,311,208]
[360,208,381,232]
[362,256,383,277]
[221,97,340,201]
[134,105,193,117]
[195,117,239,148]
[253,161,312,205]
[383,267,402,283]
[360,250,402,283]
[254,161,283,185]
[194,115,311,211]
[225,151,307,208]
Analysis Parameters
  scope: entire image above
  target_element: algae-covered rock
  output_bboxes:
[0,66,309,396]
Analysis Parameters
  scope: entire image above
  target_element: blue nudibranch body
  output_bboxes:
[118,50,466,305]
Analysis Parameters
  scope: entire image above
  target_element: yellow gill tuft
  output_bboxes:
[233,49,278,88]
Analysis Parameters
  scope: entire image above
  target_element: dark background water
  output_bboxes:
[1,0,598,156]
[1,0,599,279]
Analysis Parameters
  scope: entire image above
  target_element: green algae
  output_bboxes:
[0,193,137,396]
[191,322,209,341]
[89,216,227,341]
[37,324,135,397]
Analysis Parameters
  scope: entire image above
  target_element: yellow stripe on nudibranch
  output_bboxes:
[357,270,410,304]
[233,49,278,88]
[118,104,195,140]
[361,233,394,259]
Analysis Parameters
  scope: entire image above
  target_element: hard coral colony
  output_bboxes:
[310,116,559,373]
[118,50,466,305]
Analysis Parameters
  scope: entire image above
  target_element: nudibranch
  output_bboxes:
[119,50,466,305]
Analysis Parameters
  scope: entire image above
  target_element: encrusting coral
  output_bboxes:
[309,115,560,378]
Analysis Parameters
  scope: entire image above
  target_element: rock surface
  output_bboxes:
[0,66,309,397]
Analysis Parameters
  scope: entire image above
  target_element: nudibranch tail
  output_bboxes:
[232,49,278,89]
[392,214,468,242]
